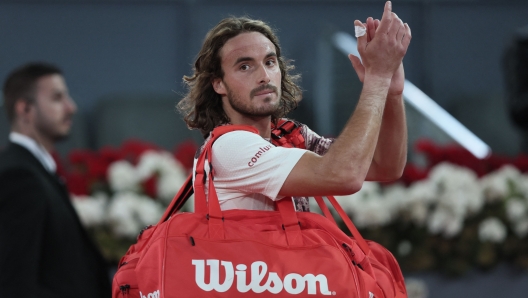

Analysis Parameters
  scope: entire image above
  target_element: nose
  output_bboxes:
[66,96,77,114]
[257,64,271,85]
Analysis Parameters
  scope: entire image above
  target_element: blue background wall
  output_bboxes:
[1,0,528,156]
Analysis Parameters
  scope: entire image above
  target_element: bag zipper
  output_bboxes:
[119,284,130,296]
[371,261,396,296]
[341,242,363,297]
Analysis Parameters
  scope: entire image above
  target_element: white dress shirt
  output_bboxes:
[9,132,57,174]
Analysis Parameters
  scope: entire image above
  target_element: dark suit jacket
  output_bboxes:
[0,143,111,298]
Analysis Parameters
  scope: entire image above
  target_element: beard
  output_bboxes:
[35,110,73,143]
[225,83,281,118]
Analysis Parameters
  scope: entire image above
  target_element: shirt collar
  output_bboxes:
[9,132,57,173]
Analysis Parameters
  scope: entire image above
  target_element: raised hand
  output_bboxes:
[349,1,411,95]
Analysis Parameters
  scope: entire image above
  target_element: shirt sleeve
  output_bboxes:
[210,131,306,201]
[300,124,335,155]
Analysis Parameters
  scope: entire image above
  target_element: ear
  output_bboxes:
[14,99,33,120]
[212,77,226,96]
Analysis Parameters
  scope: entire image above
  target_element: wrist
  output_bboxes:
[363,73,391,92]
[386,92,403,101]
[364,69,393,82]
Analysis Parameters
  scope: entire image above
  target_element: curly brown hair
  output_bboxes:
[177,17,302,138]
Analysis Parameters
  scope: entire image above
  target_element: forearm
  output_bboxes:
[366,93,407,181]
[317,74,390,189]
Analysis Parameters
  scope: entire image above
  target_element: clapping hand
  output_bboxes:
[349,1,412,97]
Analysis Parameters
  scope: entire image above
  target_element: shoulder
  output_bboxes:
[213,130,266,148]
[0,164,47,208]
[0,145,38,174]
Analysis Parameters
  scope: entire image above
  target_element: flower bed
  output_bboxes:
[60,139,528,274]
[57,139,197,262]
[328,140,528,276]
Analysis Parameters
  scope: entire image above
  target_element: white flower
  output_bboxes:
[181,194,195,212]
[408,180,437,204]
[355,181,381,198]
[383,184,407,213]
[405,180,437,226]
[136,150,186,180]
[333,194,356,215]
[516,175,528,199]
[71,194,107,227]
[427,207,463,237]
[107,192,163,238]
[136,151,164,180]
[136,150,188,201]
[513,217,528,238]
[136,197,164,225]
[157,169,188,204]
[479,217,507,243]
[480,165,520,202]
[332,182,397,229]
[506,197,527,222]
[409,202,429,226]
[108,160,140,192]
[351,196,393,228]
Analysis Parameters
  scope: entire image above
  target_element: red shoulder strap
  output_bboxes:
[161,125,259,220]
[194,124,259,215]
[271,119,305,149]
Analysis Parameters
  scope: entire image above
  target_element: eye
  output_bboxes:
[266,59,277,67]
[239,64,250,71]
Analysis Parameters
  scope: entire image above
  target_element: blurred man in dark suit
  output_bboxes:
[0,62,111,297]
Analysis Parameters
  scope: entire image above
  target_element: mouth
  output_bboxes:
[254,89,275,97]
[251,84,278,98]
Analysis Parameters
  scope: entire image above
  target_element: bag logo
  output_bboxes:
[192,259,333,295]
[140,290,160,298]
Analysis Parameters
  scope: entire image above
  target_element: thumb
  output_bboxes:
[349,54,365,82]
[354,20,367,51]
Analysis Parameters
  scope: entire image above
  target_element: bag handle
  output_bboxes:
[157,173,193,224]
[314,195,371,254]
[194,125,303,245]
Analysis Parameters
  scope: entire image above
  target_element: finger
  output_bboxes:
[374,19,380,31]
[395,16,406,42]
[388,13,404,39]
[354,20,368,50]
[401,23,412,49]
[366,17,376,42]
[377,1,393,34]
[349,54,365,82]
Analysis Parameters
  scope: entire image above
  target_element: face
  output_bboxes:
[30,74,77,142]
[213,32,282,119]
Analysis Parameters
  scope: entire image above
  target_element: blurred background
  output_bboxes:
[1,0,528,297]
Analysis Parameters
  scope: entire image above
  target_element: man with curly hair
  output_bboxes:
[178,1,411,211]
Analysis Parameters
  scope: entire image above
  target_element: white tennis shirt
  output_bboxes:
[195,130,307,211]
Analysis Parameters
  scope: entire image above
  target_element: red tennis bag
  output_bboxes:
[112,124,407,298]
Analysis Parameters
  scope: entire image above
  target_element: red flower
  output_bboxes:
[398,164,428,185]
[64,172,90,196]
[142,174,158,199]
[513,154,528,173]
[121,139,160,164]
[173,140,199,172]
